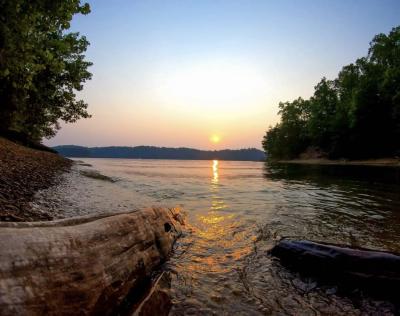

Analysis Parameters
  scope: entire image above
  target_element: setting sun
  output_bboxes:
[210,135,221,144]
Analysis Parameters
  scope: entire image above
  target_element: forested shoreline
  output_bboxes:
[263,26,400,160]
[54,145,266,161]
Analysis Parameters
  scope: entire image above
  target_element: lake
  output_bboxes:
[37,158,400,314]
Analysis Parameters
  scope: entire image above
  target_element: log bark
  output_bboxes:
[0,207,183,315]
[269,239,400,300]
[132,272,172,316]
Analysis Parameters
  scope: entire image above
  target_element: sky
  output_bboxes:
[46,0,400,149]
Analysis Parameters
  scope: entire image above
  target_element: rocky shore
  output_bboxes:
[0,137,71,221]
[0,137,183,314]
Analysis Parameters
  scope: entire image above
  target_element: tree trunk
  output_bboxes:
[0,208,183,315]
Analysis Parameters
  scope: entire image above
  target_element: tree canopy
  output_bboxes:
[0,0,92,141]
[263,26,400,160]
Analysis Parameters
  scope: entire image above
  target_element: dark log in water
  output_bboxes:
[0,208,183,315]
[269,239,400,300]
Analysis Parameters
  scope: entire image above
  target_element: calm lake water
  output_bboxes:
[48,158,400,315]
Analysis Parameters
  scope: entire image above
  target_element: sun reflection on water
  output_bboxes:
[185,159,253,275]
[212,159,219,184]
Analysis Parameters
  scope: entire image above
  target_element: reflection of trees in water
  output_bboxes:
[261,162,400,252]
[263,162,400,185]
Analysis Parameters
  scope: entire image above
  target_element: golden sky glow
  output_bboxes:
[44,2,399,149]
[52,58,276,150]
[155,61,268,113]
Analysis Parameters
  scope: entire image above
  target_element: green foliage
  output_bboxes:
[0,0,92,141]
[262,98,310,159]
[263,26,400,160]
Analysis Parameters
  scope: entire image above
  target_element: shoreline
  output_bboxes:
[0,137,71,221]
[275,158,400,167]
[0,137,181,314]
[1,139,399,314]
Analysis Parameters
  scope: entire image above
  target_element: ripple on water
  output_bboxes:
[33,159,400,314]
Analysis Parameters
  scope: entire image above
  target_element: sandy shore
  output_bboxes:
[0,137,71,221]
[276,158,400,167]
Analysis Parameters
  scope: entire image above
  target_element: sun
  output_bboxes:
[210,135,221,144]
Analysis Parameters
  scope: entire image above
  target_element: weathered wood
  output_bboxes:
[132,272,172,316]
[0,208,183,315]
[269,239,400,299]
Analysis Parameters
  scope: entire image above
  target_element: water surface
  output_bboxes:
[34,159,400,314]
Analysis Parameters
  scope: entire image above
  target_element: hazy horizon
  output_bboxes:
[53,143,264,151]
[44,0,400,150]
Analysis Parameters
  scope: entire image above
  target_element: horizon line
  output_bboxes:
[52,144,264,151]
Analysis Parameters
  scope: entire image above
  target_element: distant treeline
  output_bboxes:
[54,145,266,161]
[263,26,400,160]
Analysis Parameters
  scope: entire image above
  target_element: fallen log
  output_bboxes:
[132,272,172,316]
[0,207,183,315]
[269,239,400,300]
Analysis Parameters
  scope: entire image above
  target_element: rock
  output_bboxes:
[79,170,117,182]
[0,207,183,315]
[269,239,400,300]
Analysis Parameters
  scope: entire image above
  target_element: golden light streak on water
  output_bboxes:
[212,160,219,184]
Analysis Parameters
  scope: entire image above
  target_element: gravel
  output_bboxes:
[0,137,71,221]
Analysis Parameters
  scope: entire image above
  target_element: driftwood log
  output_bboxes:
[0,208,183,315]
[132,272,172,316]
[270,239,400,300]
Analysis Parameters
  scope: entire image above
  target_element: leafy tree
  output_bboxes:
[0,0,92,141]
[367,26,400,156]
[262,124,284,159]
[263,98,310,159]
[330,63,360,157]
[307,78,338,151]
[263,26,400,160]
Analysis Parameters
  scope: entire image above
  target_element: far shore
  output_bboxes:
[276,158,400,167]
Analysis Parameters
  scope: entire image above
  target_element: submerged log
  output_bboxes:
[0,208,183,315]
[269,239,400,299]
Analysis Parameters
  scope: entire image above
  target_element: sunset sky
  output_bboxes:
[46,0,400,149]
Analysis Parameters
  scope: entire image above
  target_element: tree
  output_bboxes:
[263,26,400,160]
[263,98,310,159]
[306,78,338,153]
[330,63,360,157]
[368,26,400,156]
[0,0,92,141]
